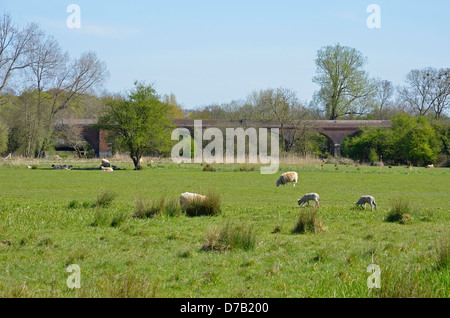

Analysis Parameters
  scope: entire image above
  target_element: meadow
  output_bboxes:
[0,159,448,297]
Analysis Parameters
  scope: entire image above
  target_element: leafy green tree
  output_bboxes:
[98,81,174,170]
[341,113,443,165]
[313,43,376,119]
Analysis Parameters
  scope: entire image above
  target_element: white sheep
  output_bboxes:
[354,195,377,211]
[179,192,207,211]
[426,164,434,168]
[276,171,298,187]
[298,193,320,208]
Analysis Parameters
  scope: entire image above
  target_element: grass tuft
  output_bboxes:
[385,201,413,224]
[292,209,326,234]
[183,191,221,217]
[202,222,256,252]
[95,190,117,208]
[133,195,181,219]
[203,164,217,172]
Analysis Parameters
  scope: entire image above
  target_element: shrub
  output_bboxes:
[385,201,413,224]
[96,190,117,208]
[183,191,221,217]
[292,209,326,234]
[202,222,256,252]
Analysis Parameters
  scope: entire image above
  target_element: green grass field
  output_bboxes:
[0,160,448,297]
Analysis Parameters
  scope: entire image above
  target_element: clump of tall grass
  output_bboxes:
[201,222,256,252]
[436,238,449,270]
[385,201,413,224]
[239,165,255,172]
[163,197,182,217]
[95,190,117,208]
[91,208,128,227]
[182,191,221,217]
[203,164,216,172]
[133,196,181,219]
[292,209,326,234]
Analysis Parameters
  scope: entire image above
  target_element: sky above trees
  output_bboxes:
[1,0,449,108]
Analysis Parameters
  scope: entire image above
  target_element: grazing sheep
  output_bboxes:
[101,166,113,172]
[354,195,377,211]
[52,164,72,170]
[101,159,111,168]
[179,192,207,211]
[426,164,434,168]
[276,171,298,187]
[298,193,320,208]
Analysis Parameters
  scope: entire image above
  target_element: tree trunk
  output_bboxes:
[131,154,142,170]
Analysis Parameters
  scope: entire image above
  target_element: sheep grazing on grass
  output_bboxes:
[276,171,298,187]
[52,164,73,170]
[354,195,377,211]
[101,166,113,172]
[298,193,320,208]
[101,159,111,167]
[179,192,207,211]
[426,164,434,168]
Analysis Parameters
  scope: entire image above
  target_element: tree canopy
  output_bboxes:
[313,43,376,120]
[98,81,175,170]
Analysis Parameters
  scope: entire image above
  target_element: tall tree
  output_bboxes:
[98,81,174,170]
[398,67,450,118]
[431,68,450,119]
[313,43,376,119]
[0,13,38,94]
[36,51,109,157]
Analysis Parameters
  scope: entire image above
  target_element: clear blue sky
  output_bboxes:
[1,0,449,108]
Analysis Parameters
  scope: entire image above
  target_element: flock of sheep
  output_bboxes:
[180,170,378,212]
[276,171,378,211]
[47,159,378,212]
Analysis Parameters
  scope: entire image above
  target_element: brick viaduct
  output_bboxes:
[56,119,393,158]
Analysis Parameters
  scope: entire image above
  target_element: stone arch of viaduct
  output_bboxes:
[172,119,392,157]
[56,119,393,158]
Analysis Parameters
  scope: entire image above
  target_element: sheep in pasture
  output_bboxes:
[179,192,207,211]
[52,164,72,170]
[276,171,298,187]
[101,159,111,168]
[298,193,320,208]
[354,195,377,211]
[101,166,113,172]
[426,164,434,168]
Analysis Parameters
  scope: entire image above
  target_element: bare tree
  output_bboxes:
[431,69,450,119]
[55,120,86,158]
[253,87,307,151]
[377,80,394,113]
[0,13,39,94]
[36,51,109,156]
[398,68,435,116]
